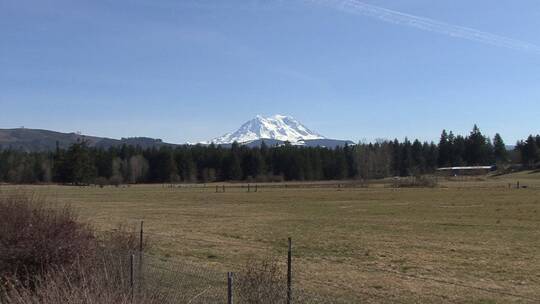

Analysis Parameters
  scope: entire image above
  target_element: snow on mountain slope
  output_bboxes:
[209,115,325,144]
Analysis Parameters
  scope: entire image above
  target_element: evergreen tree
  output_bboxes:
[493,133,508,163]
[333,147,348,180]
[176,150,197,182]
[390,139,401,176]
[147,148,177,182]
[425,142,438,171]
[519,135,539,166]
[438,130,451,167]
[399,138,412,176]
[452,135,467,166]
[68,141,97,185]
[465,125,488,165]
[225,152,242,180]
[94,149,114,179]
[1,130,538,184]
[344,144,358,178]
[410,140,425,175]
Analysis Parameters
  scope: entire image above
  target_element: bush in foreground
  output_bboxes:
[234,257,287,304]
[0,192,158,303]
[0,193,95,284]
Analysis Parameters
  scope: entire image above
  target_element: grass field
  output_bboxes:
[2,172,540,303]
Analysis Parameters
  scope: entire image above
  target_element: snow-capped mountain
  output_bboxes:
[209,115,325,144]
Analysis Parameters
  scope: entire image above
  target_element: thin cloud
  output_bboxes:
[308,0,540,54]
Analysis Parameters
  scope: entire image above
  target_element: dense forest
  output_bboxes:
[0,125,538,184]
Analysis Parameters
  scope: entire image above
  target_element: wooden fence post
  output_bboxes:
[138,221,144,296]
[287,237,292,304]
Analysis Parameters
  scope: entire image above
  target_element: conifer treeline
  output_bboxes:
[0,126,538,184]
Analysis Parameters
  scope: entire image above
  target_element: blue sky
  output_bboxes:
[1,0,539,144]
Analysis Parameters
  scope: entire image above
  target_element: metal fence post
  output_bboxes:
[287,237,292,304]
[227,272,234,304]
[130,254,135,303]
[139,220,144,252]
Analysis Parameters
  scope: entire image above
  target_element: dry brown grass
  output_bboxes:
[2,172,539,303]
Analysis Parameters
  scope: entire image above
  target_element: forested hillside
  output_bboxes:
[0,128,174,151]
[0,126,538,184]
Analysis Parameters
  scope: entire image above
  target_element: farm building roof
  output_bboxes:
[436,166,494,171]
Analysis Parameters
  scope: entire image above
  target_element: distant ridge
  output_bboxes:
[0,128,176,152]
[0,118,354,152]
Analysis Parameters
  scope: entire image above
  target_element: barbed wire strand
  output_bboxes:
[95,230,539,302]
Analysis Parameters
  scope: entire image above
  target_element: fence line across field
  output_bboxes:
[96,221,539,303]
[158,181,377,191]
[121,220,297,304]
[99,227,536,283]
[119,247,540,303]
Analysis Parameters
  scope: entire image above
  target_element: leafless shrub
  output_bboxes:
[97,223,146,256]
[0,192,159,303]
[2,254,167,304]
[234,257,287,304]
[392,176,438,188]
[109,175,123,187]
[0,193,95,286]
[254,174,285,183]
[94,176,109,188]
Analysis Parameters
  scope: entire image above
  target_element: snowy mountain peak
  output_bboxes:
[209,115,325,144]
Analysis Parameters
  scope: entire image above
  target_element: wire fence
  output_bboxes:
[134,253,226,303]
[110,251,341,304]
[156,179,519,192]
[97,223,540,304]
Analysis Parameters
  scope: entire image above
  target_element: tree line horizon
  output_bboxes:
[0,125,539,184]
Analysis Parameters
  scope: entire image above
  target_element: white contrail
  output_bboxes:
[307,0,540,54]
